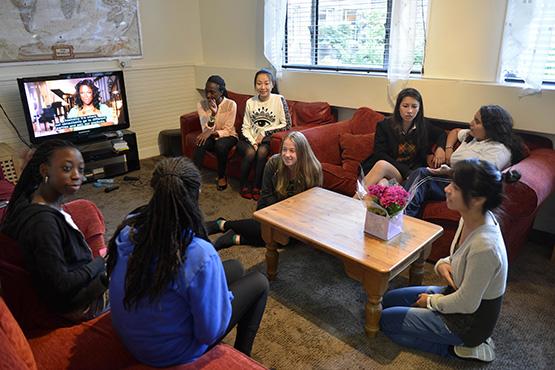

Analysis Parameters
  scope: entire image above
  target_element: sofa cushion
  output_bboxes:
[339,132,375,163]
[0,297,37,370]
[289,101,335,127]
[339,132,375,175]
[321,163,358,196]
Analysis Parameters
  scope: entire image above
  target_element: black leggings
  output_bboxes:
[193,136,237,179]
[218,259,269,356]
[224,219,265,247]
[237,139,270,189]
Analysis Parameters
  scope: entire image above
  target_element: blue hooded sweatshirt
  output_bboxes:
[109,226,233,367]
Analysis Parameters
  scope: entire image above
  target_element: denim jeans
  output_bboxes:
[380,286,463,357]
[403,168,450,217]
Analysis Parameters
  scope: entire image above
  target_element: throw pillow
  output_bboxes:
[339,132,375,163]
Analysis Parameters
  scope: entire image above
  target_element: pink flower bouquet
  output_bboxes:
[365,184,410,217]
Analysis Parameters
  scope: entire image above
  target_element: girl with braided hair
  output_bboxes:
[107,157,269,367]
[1,139,109,321]
[193,75,237,191]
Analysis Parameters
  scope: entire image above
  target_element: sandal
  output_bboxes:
[251,188,260,201]
[216,178,228,191]
[240,187,252,200]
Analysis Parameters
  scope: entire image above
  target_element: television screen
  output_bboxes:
[17,71,130,144]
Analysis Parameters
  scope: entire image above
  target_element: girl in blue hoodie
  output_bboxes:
[107,157,268,367]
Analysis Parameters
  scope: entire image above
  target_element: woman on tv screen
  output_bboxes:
[67,79,117,125]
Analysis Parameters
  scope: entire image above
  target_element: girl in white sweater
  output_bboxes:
[237,69,291,200]
[380,158,508,363]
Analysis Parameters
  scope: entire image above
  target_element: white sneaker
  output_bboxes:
[454,338,495,362]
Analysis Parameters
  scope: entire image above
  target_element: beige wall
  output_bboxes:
[0,0,203,158]
[196,0,555,139]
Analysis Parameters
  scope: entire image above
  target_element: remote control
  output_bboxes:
[96,178,115,184]
[123,175,139,181]
[104,185,120,193]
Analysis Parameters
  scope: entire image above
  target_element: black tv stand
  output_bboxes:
[77,129,140,182]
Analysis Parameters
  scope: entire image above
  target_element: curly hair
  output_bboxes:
[106,157,208,310]
[74,79,101,109]
[466,105,528,164]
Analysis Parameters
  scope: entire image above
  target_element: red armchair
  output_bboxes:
[289,109,555,263]
[0,233,267,370]
[180,91,336,179]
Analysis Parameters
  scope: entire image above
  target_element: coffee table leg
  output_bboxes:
[265,241,279,281]
[362,271,389,337]
[409,242,431,285]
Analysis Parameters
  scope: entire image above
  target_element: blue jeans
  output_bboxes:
[380,286,463,357]
[403,168,450,217]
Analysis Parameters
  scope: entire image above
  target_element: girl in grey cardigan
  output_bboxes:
[380,159,508,363]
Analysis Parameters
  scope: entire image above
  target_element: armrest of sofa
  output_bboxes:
[180,112,201,155]
[508,148,555,208]
[180,112,201,135]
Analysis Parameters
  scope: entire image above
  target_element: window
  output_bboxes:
[500,1,555,85]
[284,0,428,73]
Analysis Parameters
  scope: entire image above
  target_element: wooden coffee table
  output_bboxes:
[253,187,443,337]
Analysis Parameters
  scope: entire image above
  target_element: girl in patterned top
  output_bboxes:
[361,88,447,187]
[237,68,292,200]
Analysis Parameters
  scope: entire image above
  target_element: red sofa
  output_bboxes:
[280,108,555,263]
[0,233,267,370]
[180,91,336,179]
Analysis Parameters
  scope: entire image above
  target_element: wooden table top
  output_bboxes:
[253,187,444,274]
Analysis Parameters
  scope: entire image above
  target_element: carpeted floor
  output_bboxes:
[74,157,555,370]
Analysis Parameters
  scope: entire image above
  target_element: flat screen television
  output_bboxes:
[17,71,130,144]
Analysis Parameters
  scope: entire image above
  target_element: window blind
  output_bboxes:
[284,0,428,73]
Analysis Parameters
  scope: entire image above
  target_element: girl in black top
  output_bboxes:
[361,88,446,185]
[1,140,108,321]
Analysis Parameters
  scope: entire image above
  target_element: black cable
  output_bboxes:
[0,102,31,148]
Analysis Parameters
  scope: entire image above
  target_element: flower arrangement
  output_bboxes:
[365,184,410,217]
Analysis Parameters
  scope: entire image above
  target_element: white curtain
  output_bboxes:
[500,0,555,95]
[387,0,419,106]
[264,0,288,77]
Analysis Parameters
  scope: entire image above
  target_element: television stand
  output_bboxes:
[78,129,140,182]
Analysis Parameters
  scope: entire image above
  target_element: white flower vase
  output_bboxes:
[364,211,404,240]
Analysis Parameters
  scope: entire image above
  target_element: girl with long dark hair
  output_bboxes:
[238,68,292,200]
[381,159,509,363]
[404,104,527,217]
[107,157,268,367]
[361,88,447,186]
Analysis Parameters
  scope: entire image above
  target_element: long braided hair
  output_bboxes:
[1,139,77,225]
[106,157,208,310]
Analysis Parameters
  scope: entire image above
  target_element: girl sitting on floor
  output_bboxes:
[208,131,322,249]
[380,158,509,363]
